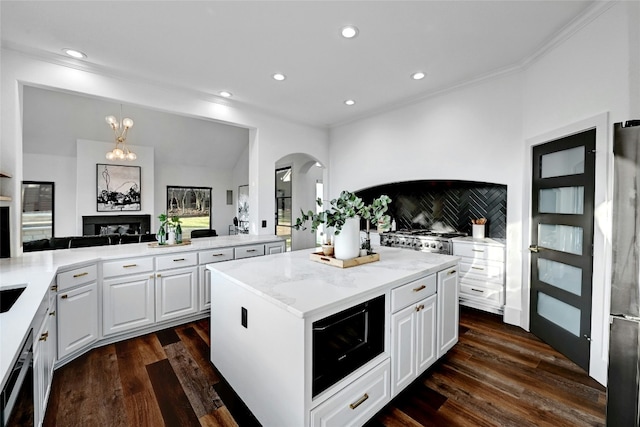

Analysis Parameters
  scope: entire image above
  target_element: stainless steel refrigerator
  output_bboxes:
[608,120,640,426]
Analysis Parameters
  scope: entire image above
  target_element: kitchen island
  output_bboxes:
[207,246,459,427]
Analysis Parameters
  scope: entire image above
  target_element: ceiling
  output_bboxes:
[2,1,596,128]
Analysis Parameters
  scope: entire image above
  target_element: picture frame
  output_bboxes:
[167,185,212,230]
[96,164,141,212]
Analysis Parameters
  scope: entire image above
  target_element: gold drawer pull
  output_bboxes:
[349,393,369,410]
[73,272,89,278]
[39,332,49,341]
[246,249,257,253]
[157,274,162,278]
[173,258,185,262]
[413,285,426,292]
[471,266,485,271]
[471,288,484,293]
[60,294,68,299]
[472,249,485,252]
[448,270,457,275]
[49,310,56,316]
[212,253,225,257]
[50,285,58,291]
[123,264,137,268]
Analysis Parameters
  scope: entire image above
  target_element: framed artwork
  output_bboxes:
[166,186,212,229]
[96,164,141,211]
[238,185,249,233]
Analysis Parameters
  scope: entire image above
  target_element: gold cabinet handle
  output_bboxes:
[413,284,426,292]
[173,258,185,262]
[157,274,162,278]
[49,310,56,316]
[471,266,485,270]
[472,249,485,253]
[60,294,68,299]
[39,332,49,341]
[73,272,89,278]
[50,285,58,291]
[123,264,137,268]
[471,288,484,293]
[415,304,425,312]
[448,270,457,275]
[349,393,369,410]
[246,249,257,253]
[212,253,224,257]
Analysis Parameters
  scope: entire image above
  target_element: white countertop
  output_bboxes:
[0,234,283,390]
[452,236,506,247]
[208,246,459,319]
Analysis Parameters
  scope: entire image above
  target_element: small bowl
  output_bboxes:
[321,244,334,256]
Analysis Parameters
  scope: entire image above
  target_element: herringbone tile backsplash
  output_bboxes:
[357,181,507,239]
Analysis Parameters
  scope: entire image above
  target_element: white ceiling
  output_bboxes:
[2,1,596,128]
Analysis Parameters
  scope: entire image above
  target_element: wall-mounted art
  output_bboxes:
[237,185,249,233]
[96,164,141,211]
[167,185,212,231]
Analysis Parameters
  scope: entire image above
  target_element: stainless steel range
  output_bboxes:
[380,229,466,254]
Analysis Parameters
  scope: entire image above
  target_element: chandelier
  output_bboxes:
[105,107,136,160]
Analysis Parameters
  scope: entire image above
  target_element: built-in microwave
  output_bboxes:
[312,294,385,397]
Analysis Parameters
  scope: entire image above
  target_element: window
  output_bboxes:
[22,181,54,243]
[166,186,212,238]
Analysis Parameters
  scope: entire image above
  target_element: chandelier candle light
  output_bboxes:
[105,107,136,160]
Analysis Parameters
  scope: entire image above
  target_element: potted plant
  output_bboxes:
[157,213,168,245]
[294,190,391,259]
[171,216,183,243]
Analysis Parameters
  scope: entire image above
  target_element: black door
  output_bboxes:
[529,129,596,371]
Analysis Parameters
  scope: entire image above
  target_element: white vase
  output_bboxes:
[334,217,361,260]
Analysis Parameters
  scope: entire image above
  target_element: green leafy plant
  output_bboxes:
[294,190,391,236]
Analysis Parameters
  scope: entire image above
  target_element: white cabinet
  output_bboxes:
[198,247,234,312]
[57,281,98,360]
[390,274,438,397]
[453,238,505,314]
[103,274,155,336]
[265,241,285,255]
[156,266,198,322]
[437,266,459,357]
[310,359,390,427]
[33,285,56,427]
[102,257,155,336]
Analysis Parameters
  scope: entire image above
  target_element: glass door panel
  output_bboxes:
[539,187,584,214]
[537,258,582,296]
[537,293,581,337]
[538,224,583,255]
[540,146,585,178]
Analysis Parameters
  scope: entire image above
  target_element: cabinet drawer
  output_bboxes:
[453,242,504,262]
[391,274,436,313]
[234,244,265,259]
[156,251,198,271]
[103,257,154,278]
[459,259,504,283]
[199,247,234,264]
[311,359,390,427]
[459,281,503,304]
[57,264,97,291]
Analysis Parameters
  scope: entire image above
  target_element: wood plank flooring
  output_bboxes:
[43,307,606,426]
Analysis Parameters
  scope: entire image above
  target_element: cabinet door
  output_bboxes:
[391,304,416,396]
[103,274,155,336]
[416,294,438,374]
[265,241,285,255]
[57,282,98,359]
[156,267,198,322]
[34,314,48,427]
[198,265,211,311]
[437,267,459,358]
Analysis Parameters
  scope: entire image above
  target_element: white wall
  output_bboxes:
[521,1,637,385]
[1,48,329,255]
[330,72,525,329]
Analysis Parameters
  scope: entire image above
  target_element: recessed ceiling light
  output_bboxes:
[62,48,87,59]
[411,71,426,80]
[219,91,232,98]
[273,73,286,81]
[341,25,359,39]
[344,99,356,106]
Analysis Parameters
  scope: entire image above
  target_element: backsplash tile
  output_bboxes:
[356,180,507,239]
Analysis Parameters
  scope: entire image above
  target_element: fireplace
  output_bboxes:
[82,215,151,236]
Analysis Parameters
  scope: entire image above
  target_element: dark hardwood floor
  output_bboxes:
[43,307,606,426]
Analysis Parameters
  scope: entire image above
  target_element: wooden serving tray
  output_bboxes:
[148,241,192,248]
[309,251,380,268]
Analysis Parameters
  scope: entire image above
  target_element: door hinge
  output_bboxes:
[583,334,592,342]
[588,149,597,155]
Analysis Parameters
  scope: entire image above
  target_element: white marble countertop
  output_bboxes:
[0,234,283,390]
[208,246,459,319]
[452,236,506,247]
